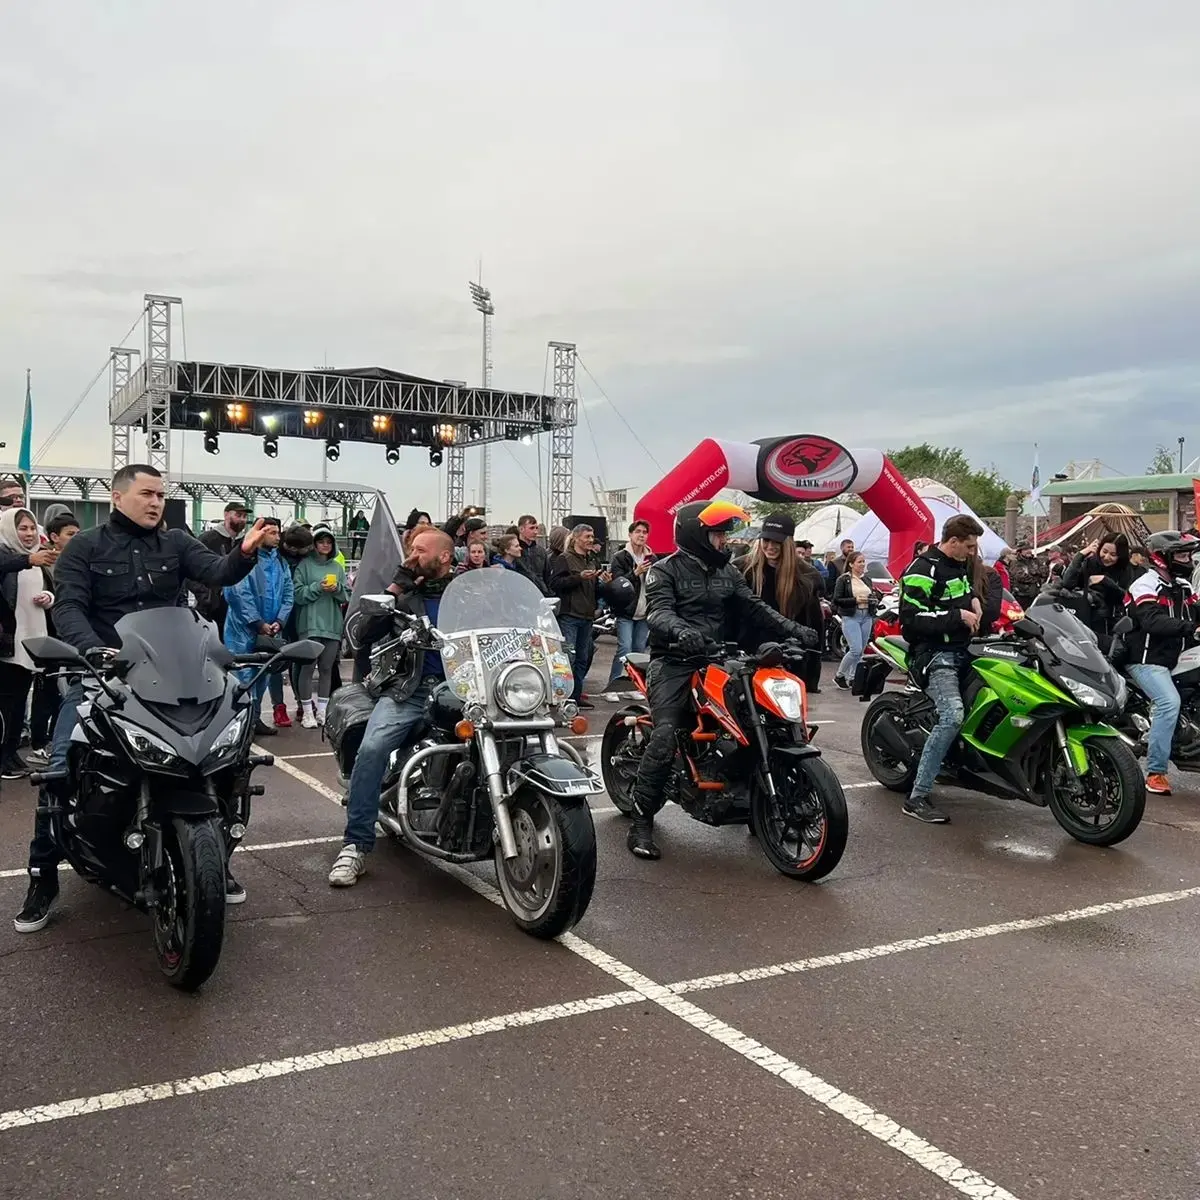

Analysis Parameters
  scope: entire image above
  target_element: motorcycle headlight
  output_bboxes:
[201,710,251,771]
[1059,675,1109,710]
[762,677,804,721]
[494,662,548,717]
[112,718,180,769]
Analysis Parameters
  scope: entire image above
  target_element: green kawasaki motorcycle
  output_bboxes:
[857,603,1145,845]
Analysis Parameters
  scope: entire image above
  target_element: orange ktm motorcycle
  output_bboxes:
[600,641,848,880]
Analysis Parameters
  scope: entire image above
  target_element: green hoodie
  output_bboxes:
[292,552,349,641]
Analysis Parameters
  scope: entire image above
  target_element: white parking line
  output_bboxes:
[275,752,334,761]
[277,755,1024,1200]
[667,886,1200,995]
[0,990,642,1132]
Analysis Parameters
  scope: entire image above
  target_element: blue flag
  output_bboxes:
[18,370,32,477]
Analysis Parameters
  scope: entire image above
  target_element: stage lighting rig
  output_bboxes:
[263,434,279,458]
[325,437,341,462]
[429,447,444,468]
[385,444,400,465]
[203,430,220,455]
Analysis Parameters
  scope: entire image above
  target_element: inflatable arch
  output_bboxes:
[634,435,935,581]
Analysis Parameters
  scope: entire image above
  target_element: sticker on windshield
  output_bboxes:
[477,631,528,673]
[451,661,480,701]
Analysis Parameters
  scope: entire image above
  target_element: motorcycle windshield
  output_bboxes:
[436,568,573,706]
[112,608,232,704]
[1034,604,1109,675]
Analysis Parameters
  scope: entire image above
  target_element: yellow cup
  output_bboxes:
[323,573,337,587]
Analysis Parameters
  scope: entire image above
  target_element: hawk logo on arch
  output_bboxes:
[758,435,857,502]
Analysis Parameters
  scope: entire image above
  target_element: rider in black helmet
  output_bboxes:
[1125,530,1200,795]
[627,500,817,860]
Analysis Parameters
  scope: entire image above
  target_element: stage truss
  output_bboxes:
[108,295,578,520]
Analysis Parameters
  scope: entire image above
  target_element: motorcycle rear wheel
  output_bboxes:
[751,757,848,881]
[1049,738,1145,847]
[861,693,921,793]
[599,706,648,816]
[153,816,227,991]
[494,787,597,938]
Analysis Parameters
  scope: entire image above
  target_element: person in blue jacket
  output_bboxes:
[224,517,294,735]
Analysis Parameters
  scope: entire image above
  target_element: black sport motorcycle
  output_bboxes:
[328,568,601,938]
[26,608,321,991]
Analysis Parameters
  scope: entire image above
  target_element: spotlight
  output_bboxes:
[372,414,391,433]
[429,447,443,468]
[263,435,279,458]
[303,409,322,428]
[520,433,534,446]
[468,422,483,441]
[204,430,220,455]
[385,444,400,465]
[436,423,457,446]
[226,402,249,424]
[325,437,341,462]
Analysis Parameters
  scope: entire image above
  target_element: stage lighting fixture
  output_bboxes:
[429,447,443,468]
[436,423,457,446]
[372,414,391,433]
[226,402,249,424]
[203,430,220,455]
[468,422,483,441]
[303,409,322,428]
[385,444,400,465]
[520,433,534,446]
[263,435,279,458]
[325,438,341,462]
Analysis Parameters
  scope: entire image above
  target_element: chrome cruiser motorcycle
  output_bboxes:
[328,568,601,938]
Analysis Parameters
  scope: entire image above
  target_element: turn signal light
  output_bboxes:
[455,719,476,740]
[569,715,589,735]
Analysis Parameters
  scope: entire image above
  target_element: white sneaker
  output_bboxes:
[328,845,367,887]
[301,708,319,730]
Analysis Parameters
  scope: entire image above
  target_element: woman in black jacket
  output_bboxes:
[831,552,884,689]
[1061,533,1134,644]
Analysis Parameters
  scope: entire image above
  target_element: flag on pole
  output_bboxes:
[1030,444,1041,505]
[18,369,33,481]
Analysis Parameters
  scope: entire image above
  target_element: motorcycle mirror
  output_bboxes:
[359,594,396,616]
[1112,616,1134,636]
[1013,617,1044,639]
[281,639,324,664]
[23,636,87,668]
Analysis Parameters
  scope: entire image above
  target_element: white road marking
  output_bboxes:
[667,886,1200,995]
[268,759,1024,1199]
[0,834,348,881]
[0,990,642,1132]
[275,751,334,761]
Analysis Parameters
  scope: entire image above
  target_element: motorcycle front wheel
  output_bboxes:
[153,816,227,991]
[494,788,597,938]
[1048,737,1145,846]
[751,757,848,881]
[599,705,648,816]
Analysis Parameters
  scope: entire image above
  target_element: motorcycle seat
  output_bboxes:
[625,653,652,670]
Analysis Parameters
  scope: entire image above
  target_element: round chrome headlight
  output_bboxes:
[494,662,548,717]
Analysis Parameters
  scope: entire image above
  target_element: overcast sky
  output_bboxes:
[3,0,1198,524]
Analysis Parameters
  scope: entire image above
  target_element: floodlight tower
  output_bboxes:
[469,278,494,510]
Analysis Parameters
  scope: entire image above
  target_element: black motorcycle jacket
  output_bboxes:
[644,548,807,660]
[898,548,974,654]
[1126,568,1198,669]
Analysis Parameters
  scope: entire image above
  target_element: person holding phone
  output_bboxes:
[549,523,609,707]
[291,523,348,728]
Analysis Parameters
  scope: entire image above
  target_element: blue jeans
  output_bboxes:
[558,617,595,702]
[1127,663,1181,775]
[836,611,874,683]
[343,681,434,852]
[912,651,967,799]
[28,681,83,875]
[607,617,649,687]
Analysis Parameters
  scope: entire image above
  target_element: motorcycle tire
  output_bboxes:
[154,816,227,992]
[1049,738,1145,847]
[599,705,648,816]
[860,693,921,793]
[494,787,597,938]
[751,756,848,882]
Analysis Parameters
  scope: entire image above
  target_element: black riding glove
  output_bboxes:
[676,628,707,657]
[787,622,820,649]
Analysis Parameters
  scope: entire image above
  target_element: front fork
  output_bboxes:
[478,731,519,860]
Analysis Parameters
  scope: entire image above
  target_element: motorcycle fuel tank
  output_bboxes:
[1172,645,1200,682]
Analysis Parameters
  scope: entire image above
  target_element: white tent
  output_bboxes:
[829,488,1008,564]
[794,504,862,548]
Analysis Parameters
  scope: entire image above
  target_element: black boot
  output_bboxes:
[626,809,661,860]
[14,872,59,934]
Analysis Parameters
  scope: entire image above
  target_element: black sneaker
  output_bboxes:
[14,873,59,933]
[626,813,661,860]
[1,755,31,780]
[253,720,277,737]
[902,795,950,824]
[833,676,850,691]
[225,869,247,906]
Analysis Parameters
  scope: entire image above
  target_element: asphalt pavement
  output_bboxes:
[2,640,1200,1200]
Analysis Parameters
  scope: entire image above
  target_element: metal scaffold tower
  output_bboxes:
[470,280,495,511]
[109,346,139,472]
[549,341,577,528]
[144,294,181,475]
[443,380,468,517]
